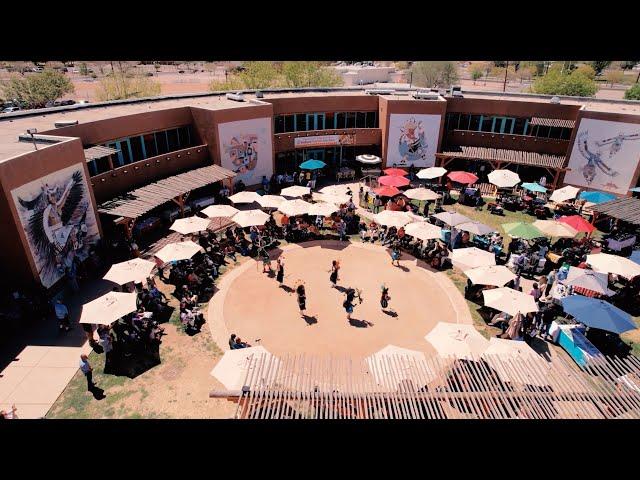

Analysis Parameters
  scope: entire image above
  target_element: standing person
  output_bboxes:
[343,288,356,321]
[380,284,390,310]
[337,219,347,242]
[391,243,401,267]
[296,283,307,317]
[81,322,98,348]
[374,195,382,214]
[54,299,71,332]
[261,175,270,193]
[329,260,340,288]
[100,332,113,372]
[79,354,96,391]
[276,257,285,286]
[545,269,556,296]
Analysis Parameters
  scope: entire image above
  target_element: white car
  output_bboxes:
[2,106,21,113]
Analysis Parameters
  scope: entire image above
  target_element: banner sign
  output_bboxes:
[294,134,356,148]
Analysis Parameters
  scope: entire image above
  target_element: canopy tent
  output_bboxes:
[79,291,138,325]
[228,191,261,204]
[521,182,547,193]
[487,169,521,188]
[456,221,496,236]
[579,191,616,204]
[154,241,203,263]
[558,215,596,234]
[255,195,286,209]
[450,247,496,269]
[383,168,408,177]
[373,210,413,228]
[586,253,640,279]
[433,211,471,227]
[311,192,351,205]
[365,345,435,388]
[561,296,636,334]
[319,184,353,196]
[373,185,402,197]
[482,287,539,316]
[550,185,580,203]
[308,202,338,217]
[280,185,311,198]
[232,209,270,228]
[404,222,442,241]
[403,188,440,201]
[300,159,326,170]
[502,222,545,240]
[378,175,410,187]
[355,154,382,165]
[425,322,489,359]
[169,216,211,235]
[447,171,478,185]
[278,199,313,217]
[210,346,278,390]
[417,167,447,179]
[103,258,156,285]
[464,265,516,287]
[202,204,239,218]
[532,220,578,238]
[560,266,612,295]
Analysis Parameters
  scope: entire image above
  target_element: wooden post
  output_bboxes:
[551,169,561,190]
[107,154,114,171]
[115,216,136,239]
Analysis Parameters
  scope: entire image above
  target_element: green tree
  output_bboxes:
[574,64,596,79]
[589,61,612,75]
[605,69,625,87]
[95,71,161,101]
[624,83,640,100]
[441,62,459,87]
[1,70,74,108]
[411,61,459,88]
[79,62,89,75]
[238,62,280,89]
[531,70,597,97]
[209,75,246,92]
[469,63,484,84]
[281,62,343,88]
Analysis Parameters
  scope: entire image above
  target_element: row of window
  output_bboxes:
[87,125,196,176]
[274,111,378,134]
[444,113,572,140]
[274,146,379,174]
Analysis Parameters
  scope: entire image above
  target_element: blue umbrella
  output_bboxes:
[521,182,547,193]
[561,296,637,334]
[630,250,640,265]
[300,160,326,170]
[579,191,616,204]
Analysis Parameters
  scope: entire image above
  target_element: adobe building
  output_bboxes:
[1,86,640,289]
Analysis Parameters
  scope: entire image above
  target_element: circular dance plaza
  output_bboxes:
[208,240,471,358]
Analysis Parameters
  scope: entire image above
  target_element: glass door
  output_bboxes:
[305,149,325,162]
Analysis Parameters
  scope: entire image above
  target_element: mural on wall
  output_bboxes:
[218,117,273,186]
[11,163,100,288]
[564,118,640,195]
[386,114,441,168]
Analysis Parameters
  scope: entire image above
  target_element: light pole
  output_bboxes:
[503,60,509,92]
[27,128,38,150]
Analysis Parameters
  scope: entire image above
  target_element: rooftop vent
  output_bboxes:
[226,92,245,102]
[550,96,561,104]
[413,90,440,100]
[365,89,395,95]
[54,120,79,128]
[255,91,264,98]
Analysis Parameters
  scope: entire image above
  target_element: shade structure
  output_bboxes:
[154,241,203,263]
[378,175,410,187]
[355,154,382,165]
[488,169,521,188]
[210,346,278,390]
[103,258,156,285]
[417,167,447,179]
[425,322,489,359]
[311,192,351,205]
[278,199,313,216]
[482,338,548,387]
[450,247,496,269]
[558,215,596,234]
[532,220,578,238]
[561,296,636,334]
[561,266,611,295]
[502,222,544,239]
[550,185,580,203]
[447,171,478,184]
[319,184,353,196]
[579,191,616,204]
[232,209,270,228]
[300,159,326,170]
[405,211,427,223]
[383,168,408,177]
[403,188,440,201]
[404,221,442,241]
[433,211,471,226]
[169,216,211,235]
[365,345,435,388]
[630,187,640,193]
[373,210,413,228]
[373,185,402,197]
[280,185,311,197]
[586,253,640,279]
[308,202,338,217]
[521,182,547,193]
[483,287,539,316]
[631,250,640,265]
[255,195,286,209]
[464,265,516,287]
[202,204,239,218]
[79,291,138,325]
[456,220,496,236]
[228,191,261,204]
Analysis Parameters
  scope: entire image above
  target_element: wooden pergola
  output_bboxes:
[98,164,236,238]
[590,197,640,227]
[210,352,640,420]
[436,146,569,190]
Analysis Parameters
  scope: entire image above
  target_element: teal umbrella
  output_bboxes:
[579,191,615,204]
[521,182,547,193]
[300,160,326,170]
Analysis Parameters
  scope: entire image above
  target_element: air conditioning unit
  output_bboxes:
[451,90,464,98]
[365,89,395,95]
[226,92,245,102]
[413,90,440,100]
[550,96,561,104]
[54,120,79,128]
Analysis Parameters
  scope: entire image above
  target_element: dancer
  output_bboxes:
[380,284,390,310]
[329,260,340,288]
[276,257,285,286]
[296,282,307,316]
[343,288,356,321]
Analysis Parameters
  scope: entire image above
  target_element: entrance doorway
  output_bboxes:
[304,149,325,162]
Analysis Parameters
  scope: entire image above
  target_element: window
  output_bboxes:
[469,115,481,131]
[295,114,307,132]
[155,131,169,155]
[167,129,180,151]
[143,133,158,158]
[356,112,367,128]
[274,116,285,134]
[129,136,144,162]
[87,160,98,176]
[345,112,357,128]
[325,112,334,129]
[177,126,191,148]
[536,125,551,138]
[513,118,527,135]
[284,115,295,132]
[335,112,346,129]
[560,127,572,140]
[365,111,378,128]
[480,116,494,132]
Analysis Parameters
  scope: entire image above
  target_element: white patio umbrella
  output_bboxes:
[488,169,521,188]
[482,338,549,387]
[280,185,311,198]
[417,167,447,180]
[482,287,539,316]
[228,191,261,204]
[319,184,354,196]
[365,345,436,388]
[404,221,442,241]
[79,291,138,325]
[311,192,351,205]
[256,195,286,209]
[373,210,413,228]
[464,265,516,287]
[425,322,489,359]
[210,346,279,390]
[201,204,239,218]
[403,188,440,201]
[154,241,203,263]
[356,154,382,165]
[549,185,580,203]
[433,211,472,227]
[232,209,270,228]
[103,258,156,285]
[586,253,640,280]
[560,266,612,295]
[532,220,578,238]
[278,199,313,216]
[449,247,496,269]
[456,221,496,236]
[170,216,211,235]
[308,202,338,217]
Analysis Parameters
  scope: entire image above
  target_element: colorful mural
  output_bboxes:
[218,117,273,185]
[386,114,441,168]
[11,164,100,288]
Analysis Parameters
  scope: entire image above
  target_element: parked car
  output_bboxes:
[31,67,44,72]
[1,106,21,113]
[77,100,89,105]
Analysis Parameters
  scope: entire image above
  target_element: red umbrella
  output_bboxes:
[558,215,596,234]
[447,171,479,185]
[383,168,407,177]
[378,175,410,187]
[373,185,401,197]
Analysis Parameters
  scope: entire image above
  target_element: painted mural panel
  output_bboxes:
[218,117,273,186]
[11,163,100,288]
[386,114,442,168]
[564,118,640,195]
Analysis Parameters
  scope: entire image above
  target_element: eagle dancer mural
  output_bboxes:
[12,164,100,288]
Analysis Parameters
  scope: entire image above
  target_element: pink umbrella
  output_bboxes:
[383,168,408,177]
[558,215,596,234]
[378,175,410,187]
[447,171,479,185]
[373,185,402,197]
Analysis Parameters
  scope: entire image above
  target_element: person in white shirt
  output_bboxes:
[54,299,71,332]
